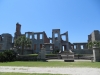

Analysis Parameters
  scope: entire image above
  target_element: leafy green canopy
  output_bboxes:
[14,36,32,54]
[87,41,100,48]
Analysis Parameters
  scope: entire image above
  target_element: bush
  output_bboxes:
[0,50,17,62]
[53,49,59,54]
[0,52,6,62]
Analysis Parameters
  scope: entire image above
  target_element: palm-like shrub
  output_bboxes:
[14,36,31,55]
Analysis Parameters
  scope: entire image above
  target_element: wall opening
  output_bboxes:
[26,33,28,38]
[74,45,76,49]
[81,45,83,49]
[34,34,37,39]
[50,39,52,43]
[30,35,32,39]
[61,35,66,41]
[64,45,66,50]
[34,44,36,50]
[40,34,42,39]
[63,46,65,51]
[40,44,42,49]
[55,33,58,37]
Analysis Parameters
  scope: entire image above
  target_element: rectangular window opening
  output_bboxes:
[63,46,65,51]
[26,33,28,38]
[50,39,52,43]
[40,44,42,49]
[55,33,58,37]
[74,45,76,49]
[40,34,42,39]
[34,44,36,50]
[30,35,32,39]
[81,45,83,49]
[34,34,37,39]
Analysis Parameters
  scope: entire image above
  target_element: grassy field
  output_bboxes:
[0,72,67,75]
[0,61,100,68]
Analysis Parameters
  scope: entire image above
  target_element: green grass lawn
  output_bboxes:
[0,72,67,75]
[0,61,100,68]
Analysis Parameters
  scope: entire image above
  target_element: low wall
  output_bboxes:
[0,49,93,55]
[16,55,38,61]
[46,54,61,59]
[72,49,93,54]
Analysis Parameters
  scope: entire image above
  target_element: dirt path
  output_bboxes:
[0,66,100,75]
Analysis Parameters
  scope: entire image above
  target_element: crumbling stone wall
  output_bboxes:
[0,33,12,50]
[0,35,2,41]
[31,32,45,53]
[88,30,100,42]
[60,31,69,51]
[73,43,88,50]
[44,32,49,43]
[14,23,21,40]
[52,29,61,51]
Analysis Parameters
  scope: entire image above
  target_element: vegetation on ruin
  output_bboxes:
[0,61,100,68]
[87,41,100,48]
[14,36,32,55]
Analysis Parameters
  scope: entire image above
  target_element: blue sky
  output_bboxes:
[0,0,100,43]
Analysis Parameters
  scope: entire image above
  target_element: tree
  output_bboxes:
[14,36,31,55]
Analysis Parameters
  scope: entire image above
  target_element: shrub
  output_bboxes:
[0,50,17,62]
[0,52,6,62]
[53,49,59,54]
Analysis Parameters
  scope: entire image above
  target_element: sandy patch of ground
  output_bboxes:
[0,66,100,75]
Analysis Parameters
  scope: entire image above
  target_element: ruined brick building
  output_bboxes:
[0,23,100,54]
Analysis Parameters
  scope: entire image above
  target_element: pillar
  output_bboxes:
[83,45,87,49]
[93,46,100,62]
[76,44,81,49]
